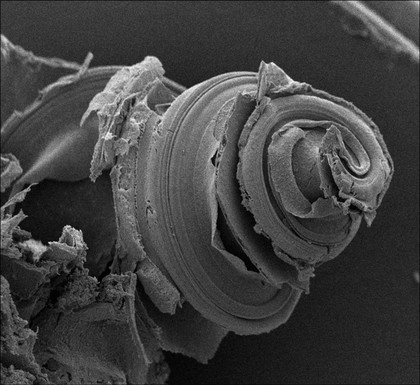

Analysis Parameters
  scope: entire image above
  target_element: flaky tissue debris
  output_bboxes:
[1,34,393,384]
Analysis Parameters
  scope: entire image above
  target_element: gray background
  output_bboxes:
[1,1,418,384]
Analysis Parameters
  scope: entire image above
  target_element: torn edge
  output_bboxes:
[1,34,84,71]
[1,153,23,193]
[86,56,165,181]
[86,59,182,313]
[108,102,181,314]
[0,276,49,384]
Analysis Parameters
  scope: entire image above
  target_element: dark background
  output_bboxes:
[1,1,418,384]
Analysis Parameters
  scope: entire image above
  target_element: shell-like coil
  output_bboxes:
[86,58,392,334]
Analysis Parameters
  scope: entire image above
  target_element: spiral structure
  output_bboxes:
[0,33,396,383]
[87,58,393,335]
